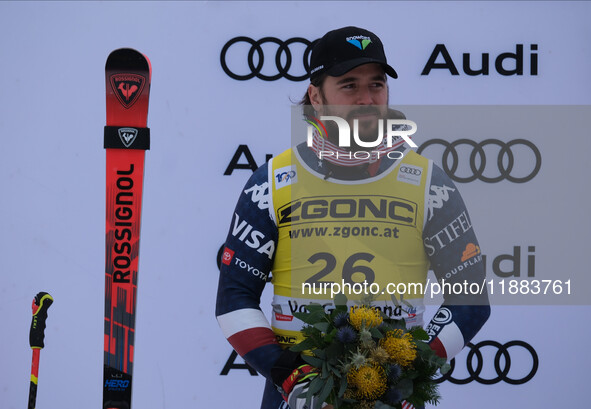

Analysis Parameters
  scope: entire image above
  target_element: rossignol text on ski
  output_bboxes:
[103,48,151,409]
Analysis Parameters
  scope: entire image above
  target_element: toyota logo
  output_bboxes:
[417,138,542,183]
[220,36,316,81]
[435,340,539,385]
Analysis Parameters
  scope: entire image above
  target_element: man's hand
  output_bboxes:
[271,351,330,408]
[282,364,329,409]
[286,381,329,409]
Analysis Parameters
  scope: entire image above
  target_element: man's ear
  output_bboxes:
[308,84,323,113]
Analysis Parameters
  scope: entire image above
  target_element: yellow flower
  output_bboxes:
[349,306,383,330]
[379,329,417,367]
[347,364,388,400]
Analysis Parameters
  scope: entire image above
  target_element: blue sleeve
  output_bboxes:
[215,162,284,380]
[422,163,490,358]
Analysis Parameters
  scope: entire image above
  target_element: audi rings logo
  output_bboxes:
[221,36,316,81]
[417,139,542,183]
[399,166,423,176]
[435,340,539,385]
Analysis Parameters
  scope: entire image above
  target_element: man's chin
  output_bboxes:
[354,127,383,143]
[352,113,380,121]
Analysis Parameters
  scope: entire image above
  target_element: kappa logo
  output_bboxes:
[110,73,146,109]
[427,185,455,221]
[346,35,371,50]
[118,128,138,148]
[244,182,270,211]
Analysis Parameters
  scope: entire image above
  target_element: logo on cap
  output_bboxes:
[346,35,372,50]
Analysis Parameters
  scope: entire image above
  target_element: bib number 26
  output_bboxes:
[305,252,375,286]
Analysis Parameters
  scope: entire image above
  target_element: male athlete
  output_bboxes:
[216,26,490,409]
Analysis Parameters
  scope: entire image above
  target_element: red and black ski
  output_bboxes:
[103,48,151,409]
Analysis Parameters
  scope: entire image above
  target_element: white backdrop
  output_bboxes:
[1,1,590,409]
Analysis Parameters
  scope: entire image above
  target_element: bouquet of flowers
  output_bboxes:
[290,294,449,409]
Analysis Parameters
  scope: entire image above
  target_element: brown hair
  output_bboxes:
[298,73,328,119]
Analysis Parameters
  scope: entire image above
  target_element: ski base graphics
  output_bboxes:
[103,48,151,409]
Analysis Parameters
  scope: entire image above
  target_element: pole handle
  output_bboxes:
[29,292,53,349]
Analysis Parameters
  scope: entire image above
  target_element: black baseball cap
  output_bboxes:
[309,26,398,81]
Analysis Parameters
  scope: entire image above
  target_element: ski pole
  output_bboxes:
[28,292,53,409]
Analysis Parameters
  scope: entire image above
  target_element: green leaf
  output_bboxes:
[306,304,326,313]
[301,327,321,341]
[334,293,348,306]
[405,368,420,380]
[293,309,326,325]
[290,338,317,352]
[415,340,431,352]
[389,319,405,330]
[316,375,334,407]
[297,389,312,407]
[322,361,329,378]
[307,376,324,395]
[292,312,313,324]
[302,355,325,368]
[395,378,413,399]
[411,327,429,341]
[325,340,344,361]
[370,327,384,339]
[378,323,395,333]
[314,322,330,332]
[428,355,447,368]
[334,304,348,315]
[324,329,336,344]
[337,374,348,397]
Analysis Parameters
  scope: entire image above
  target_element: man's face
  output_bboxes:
[309,63,389,144]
